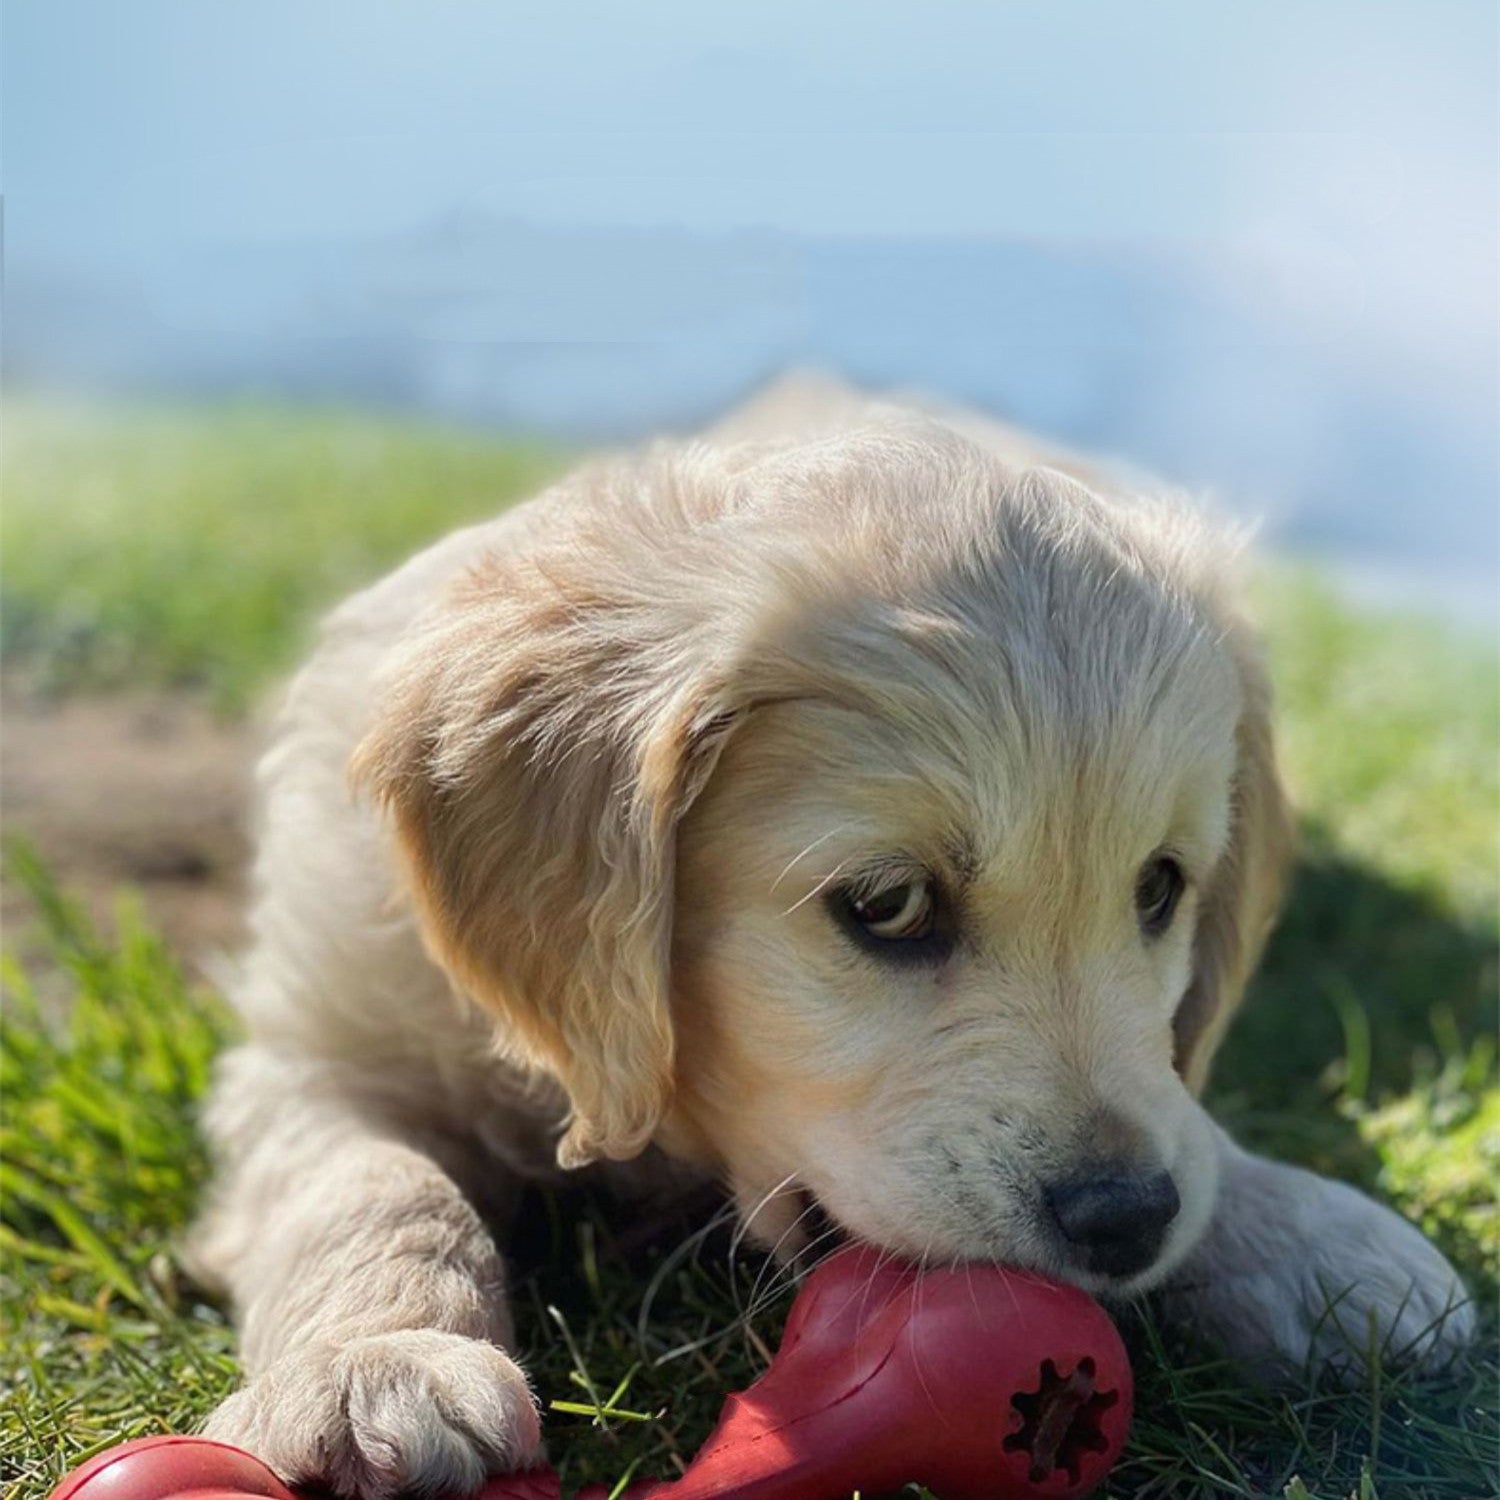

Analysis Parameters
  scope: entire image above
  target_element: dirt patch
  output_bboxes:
[1,684,260,972]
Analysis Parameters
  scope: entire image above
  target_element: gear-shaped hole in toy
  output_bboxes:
[1002,1356,1118,1483]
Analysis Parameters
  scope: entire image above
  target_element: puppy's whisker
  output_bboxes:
[769,827,849,895]
[736,1222,847,1325]
[780,859,853,917]
[728,1173,801,1265]
[633,1195,745,1358]
[647,1225,849,1372]
[726,1174,806,1323]
[740,1194,828,1315]
[652,1211,841,1369]
[906,1233,949,1420]
[853,1238,909,1336]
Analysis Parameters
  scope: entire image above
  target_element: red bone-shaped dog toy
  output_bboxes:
[49,1246,1131,1500]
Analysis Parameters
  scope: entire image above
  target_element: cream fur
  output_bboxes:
[192,378,1474,1496]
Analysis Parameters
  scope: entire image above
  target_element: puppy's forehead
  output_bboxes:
[732,461,1243,868]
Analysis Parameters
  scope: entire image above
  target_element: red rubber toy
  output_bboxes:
[49,1245,1131,1500]
[47,1435,297,1500]
[600,1244,1131,1499]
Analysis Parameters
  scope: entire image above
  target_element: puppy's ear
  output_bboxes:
[351,533,742,1168]
[1173,623,1295,1092]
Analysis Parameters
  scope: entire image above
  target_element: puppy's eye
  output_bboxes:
[1135,855,1186,937]
[844,879,935,941]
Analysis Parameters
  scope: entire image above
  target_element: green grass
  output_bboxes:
[3,402,1496,1498]
[1,400,562,711]
[1,850,240,1478]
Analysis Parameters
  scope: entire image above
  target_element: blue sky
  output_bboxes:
[5,1,1496,616]
[11,2,1494,265]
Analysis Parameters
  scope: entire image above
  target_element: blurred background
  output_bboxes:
[6,0,1498,622]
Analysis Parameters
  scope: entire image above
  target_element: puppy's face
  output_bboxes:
[360,430,1288,1297]
[667,616,1240,1294]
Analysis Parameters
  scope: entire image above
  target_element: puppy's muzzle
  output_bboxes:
[1044,1166,1181,1279]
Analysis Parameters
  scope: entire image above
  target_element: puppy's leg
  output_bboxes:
[1162,1122,1475,1379]
[191,1047,540,1499]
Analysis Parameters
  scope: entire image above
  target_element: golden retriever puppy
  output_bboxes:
[192,380,1473,1497]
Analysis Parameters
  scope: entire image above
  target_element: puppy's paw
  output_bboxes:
[1291,1178,1477,1375]
[1169,1166,1475,1381]
[203,1330,542,1499]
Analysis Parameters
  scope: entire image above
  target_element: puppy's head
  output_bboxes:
[355,421,1291,1294]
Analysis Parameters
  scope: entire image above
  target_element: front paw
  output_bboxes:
[1294,1178,1476,1374]
[1168,1164,1476,1380]
[203,1330,543,1499]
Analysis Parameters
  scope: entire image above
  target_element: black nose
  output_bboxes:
[1044,1168,1181,1278]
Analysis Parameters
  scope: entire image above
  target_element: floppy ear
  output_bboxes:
[351,532,743,1169]
[1173,622,1295,1093]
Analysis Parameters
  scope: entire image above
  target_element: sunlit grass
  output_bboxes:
[2,402,1495,1498]
[1,846,240,1486]
[1,400,562,710]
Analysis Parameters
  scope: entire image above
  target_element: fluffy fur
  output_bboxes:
[192,380,1473,1496]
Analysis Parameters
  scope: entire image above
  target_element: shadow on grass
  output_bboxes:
[1207,818,1496,1281]
[1212,821,1495,1102]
